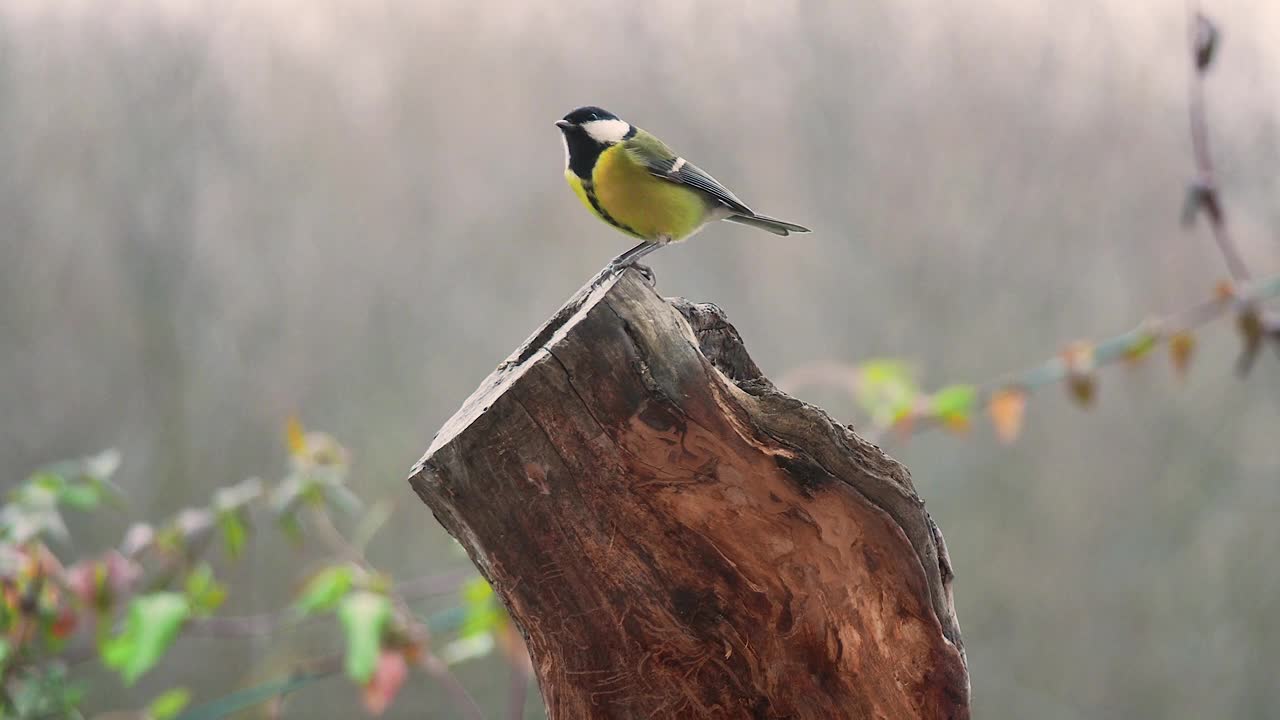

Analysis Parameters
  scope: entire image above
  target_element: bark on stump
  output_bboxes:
[409,268,969,719]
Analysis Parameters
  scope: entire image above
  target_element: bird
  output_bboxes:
[556,106,809,270]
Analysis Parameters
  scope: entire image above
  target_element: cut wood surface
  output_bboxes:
[410,268,969,719]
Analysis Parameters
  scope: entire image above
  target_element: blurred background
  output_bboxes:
[2,0,1279,717]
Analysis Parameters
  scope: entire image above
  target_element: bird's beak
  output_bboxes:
[555,120,573,130]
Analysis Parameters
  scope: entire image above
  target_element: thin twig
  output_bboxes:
[308,508,487,720]
[785,274,1280,441]
[1186,5,1251,282]
[969,277,1278,397]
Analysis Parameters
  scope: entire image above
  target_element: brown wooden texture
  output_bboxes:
[409,268,969,719]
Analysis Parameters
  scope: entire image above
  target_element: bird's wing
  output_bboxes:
[623,130,754,215]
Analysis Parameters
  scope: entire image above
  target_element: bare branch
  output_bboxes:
[1185,7,1251,282]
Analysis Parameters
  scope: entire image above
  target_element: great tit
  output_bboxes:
[556,106,810,269]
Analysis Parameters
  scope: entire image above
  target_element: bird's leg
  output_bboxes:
[607,241,661,273]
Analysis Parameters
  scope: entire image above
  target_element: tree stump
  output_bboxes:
[409,268,969,719]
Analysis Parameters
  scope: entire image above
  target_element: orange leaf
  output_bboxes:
[988,388,1027,444]
[362,651,408,716]
[888,402,919,441]
[1061,341,1096,372]
[942,414,971,435]
[400,641,422,666]
[285,416,307,458]
[1169,331,1196,379]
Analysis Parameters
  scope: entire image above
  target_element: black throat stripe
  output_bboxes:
[582,180,642,237]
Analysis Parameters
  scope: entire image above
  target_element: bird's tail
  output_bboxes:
[725,213,811,236]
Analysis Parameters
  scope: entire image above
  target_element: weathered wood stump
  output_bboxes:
[409,268,968,719]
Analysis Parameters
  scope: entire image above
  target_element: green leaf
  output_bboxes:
[855,359,920,427]
[460,576,493,605]
[277,511,303,545]
[107,593,191,685]
[216,511,248,560]
[174,671,334,720]
[0,637,10,669]
[59,482,102,510]
[458,577,503,638]
[149,687,192,720]
[931,384,978,423]
[337,591,391,683]
[100,624,133,669]
[294,565,354,616]
[1123,331,1158,362]
[184,563,227,616]
[25,472,66,497]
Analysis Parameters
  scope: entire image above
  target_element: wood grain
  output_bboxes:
[410,268,968,719]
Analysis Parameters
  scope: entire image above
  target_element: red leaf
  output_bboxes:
[50,608,79,638]
[362,651,408,716]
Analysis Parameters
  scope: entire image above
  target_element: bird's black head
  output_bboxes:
[555,107,631,142]
[558,106,619,127]
[556,106,634,178]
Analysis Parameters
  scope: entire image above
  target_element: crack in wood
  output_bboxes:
[409,269,969,719]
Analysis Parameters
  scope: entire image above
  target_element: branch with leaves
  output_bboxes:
[781,9,1277,444]
[4,8,1275,720]
[1182,6,1280,371]
[0,421,526,720]
[782,274,1280,444]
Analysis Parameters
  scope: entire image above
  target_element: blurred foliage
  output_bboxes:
[1,1,1278,718]
[786,275,1280,443]
[0,427,516,718]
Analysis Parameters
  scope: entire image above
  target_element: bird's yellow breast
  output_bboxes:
[565,144,709,242]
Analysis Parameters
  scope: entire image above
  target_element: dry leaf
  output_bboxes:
[1169,331,1196,379]
[1193,13,1219,70]
[1061,342,1097,407]
[988,388,1028,444]
[1236,305,1265,376]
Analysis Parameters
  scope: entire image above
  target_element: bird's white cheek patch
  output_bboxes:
[561,134,571,168]
[581,118,631,144]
